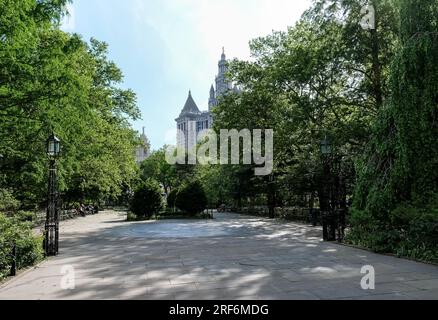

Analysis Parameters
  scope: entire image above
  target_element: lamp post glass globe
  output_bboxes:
[47,135,61,157]
[320,137,332,155]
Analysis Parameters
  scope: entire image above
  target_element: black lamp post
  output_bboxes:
[320,136,333,212]
[268,174,276,219]
[45,134,61,256]
[320,135,337,241]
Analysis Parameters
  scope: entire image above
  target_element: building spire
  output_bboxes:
[180,90,200,116]
[209,84,216,110]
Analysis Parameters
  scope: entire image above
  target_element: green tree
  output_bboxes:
[130,180,164,219]
[350,0,438,261]
[140,148,177,195]
[212,0,398,212]
[0,1,142,208]
[176,180,208,215]
[196,165,235,208]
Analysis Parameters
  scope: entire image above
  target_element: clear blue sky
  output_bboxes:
[62,0,311,150]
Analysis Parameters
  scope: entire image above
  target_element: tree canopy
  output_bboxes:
[212,0,399,210]
[0,0,142,208]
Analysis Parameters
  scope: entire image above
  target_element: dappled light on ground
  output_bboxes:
[1,211,437,300]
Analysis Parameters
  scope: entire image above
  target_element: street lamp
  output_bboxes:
[320,135,333,210]
[320,136,332,156]
[320,135,337,241]
[45,134,61,256]
[46,134,60,157]
[268,174,276,219]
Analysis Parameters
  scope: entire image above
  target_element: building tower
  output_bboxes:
[208,84,216,110]
[215,47,232,96]
[176,90,203,150]
[176,49,236,150]
[136,127,151,163]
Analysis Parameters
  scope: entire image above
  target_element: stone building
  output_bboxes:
[135,127,151,164]
[175,49,236,149]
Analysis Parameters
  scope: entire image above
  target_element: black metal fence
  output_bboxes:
[33,207,99,227]
[234,206,348,242]
[10,243,16,277]
[322,209,347,242]
[235,206,323,225]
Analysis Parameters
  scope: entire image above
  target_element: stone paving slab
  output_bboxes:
[0,210,437,300]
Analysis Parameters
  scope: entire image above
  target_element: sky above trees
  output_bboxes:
[62,0,311,149]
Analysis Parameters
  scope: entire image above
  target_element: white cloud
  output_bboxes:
[142,0,311,60]
[181,0,312,61]
[61,3,76,31]
[132,0,311,101]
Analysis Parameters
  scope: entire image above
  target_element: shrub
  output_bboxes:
[130,180,164,219]
[175,180,207,215]
[127,212,137,222]
[0,189,20,214]
[14,211,36,223]
[0,214,44,280]
[346,195,438,263]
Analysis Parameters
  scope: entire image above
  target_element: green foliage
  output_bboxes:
[13,211,36,224]
[350,0,438,262]
[0,214,44,280]
[212,0,399,211]
[0,1,141,209]
[0,189,20,213]
[196,165,234,208]
[126,211,138,222]
[347,195,438,262]
[141,148,177,194]
[130,180,164,219]
[175,180,208,215]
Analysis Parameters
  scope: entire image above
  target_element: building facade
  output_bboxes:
[176,49,235,148]
[135,127,151,164]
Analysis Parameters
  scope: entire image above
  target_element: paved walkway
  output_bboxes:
[1,211,437,300]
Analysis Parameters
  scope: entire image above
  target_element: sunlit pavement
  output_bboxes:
[1,210,437,300]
